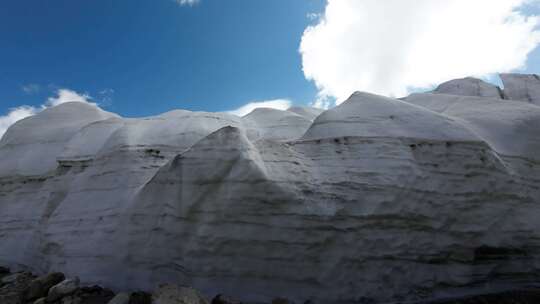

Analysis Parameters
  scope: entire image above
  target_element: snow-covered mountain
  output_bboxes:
[1,74,540,303]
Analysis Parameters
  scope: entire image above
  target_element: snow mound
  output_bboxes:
[97,110,243,155]
[286,106,323,121]
[302,91,478,141]
[0,102,117,176]
[242,108,313,141]
[59,118,124,162]
[405,92,540,160]
[433,77,503,98]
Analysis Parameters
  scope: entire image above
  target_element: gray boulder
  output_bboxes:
[107,292,130,304]
[0,272,35,304]
[75,285,115,303]
[25,272,65,301]
[60,294,82,304]
[0,267,9,275]
[271,299,295,304]
[33,297,46,304]
[1,272,33,285]
[211,294,242,304]
[47,277,80,302]
[152,284,208,304]
[129,291,151,304]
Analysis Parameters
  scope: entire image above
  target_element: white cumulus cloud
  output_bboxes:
[0,89,94,138]
[228,99,292,117]
[0,106,39,138]
[300,0,540,104]
[47,89,92,106]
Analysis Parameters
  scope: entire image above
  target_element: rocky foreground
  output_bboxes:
[0,267,240,304]
[2,267,540,304]
[1,74,540,303]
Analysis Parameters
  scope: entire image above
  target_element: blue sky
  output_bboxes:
[1,0,540,123]
[0,0,325,117]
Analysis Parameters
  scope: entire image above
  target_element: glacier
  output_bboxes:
[0,74,540,303]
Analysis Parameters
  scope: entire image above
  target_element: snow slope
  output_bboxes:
[0,74,539,303]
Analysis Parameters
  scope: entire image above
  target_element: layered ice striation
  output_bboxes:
[1,74,540,303]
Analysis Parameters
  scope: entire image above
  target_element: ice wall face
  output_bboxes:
[501,73,540,105]
[0,74,540,303]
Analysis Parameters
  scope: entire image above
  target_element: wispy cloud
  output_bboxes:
[228,99,292,117]
[98,88,115,106]
[311,95,333,110]
[0,88,95,138]
[21,84,41,95]
[306,12,321,21]
[300,0,540,104]
[174,0,199,6]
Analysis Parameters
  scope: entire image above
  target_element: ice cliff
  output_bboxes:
[1,74,540,303]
